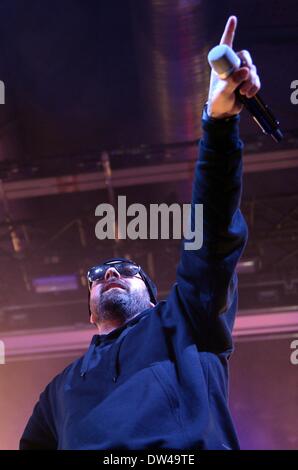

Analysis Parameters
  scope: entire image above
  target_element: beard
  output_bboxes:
[90,286,151,324]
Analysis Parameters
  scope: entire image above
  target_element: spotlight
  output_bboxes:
[32,275,79,293]
[236,258,261,274]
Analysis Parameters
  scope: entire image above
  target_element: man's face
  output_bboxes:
[89,265,153,326]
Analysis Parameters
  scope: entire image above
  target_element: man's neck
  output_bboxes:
[96,319,123,335]
[96,310,145,335]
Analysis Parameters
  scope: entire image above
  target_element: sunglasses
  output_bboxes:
[87,261,142,290]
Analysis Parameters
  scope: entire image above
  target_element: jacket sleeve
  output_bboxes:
[19,383,58,450]
[169,112,248,354]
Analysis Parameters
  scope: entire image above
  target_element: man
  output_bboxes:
[20,16,260,450]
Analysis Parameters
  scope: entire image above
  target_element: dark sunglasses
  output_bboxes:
[87,261,142,290]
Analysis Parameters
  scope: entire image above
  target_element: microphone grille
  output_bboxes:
[208,44,241,79]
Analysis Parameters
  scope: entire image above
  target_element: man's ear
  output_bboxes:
[89,313,97,325]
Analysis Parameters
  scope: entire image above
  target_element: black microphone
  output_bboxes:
[208,44,283,143]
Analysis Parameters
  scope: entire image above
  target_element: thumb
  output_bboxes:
[220,15,237,48]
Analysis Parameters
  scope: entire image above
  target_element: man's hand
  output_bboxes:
[207,16,261,119]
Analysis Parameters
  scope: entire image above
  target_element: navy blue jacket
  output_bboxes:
[20,114,248,450]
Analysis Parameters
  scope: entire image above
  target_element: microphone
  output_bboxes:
[208,44,283,143]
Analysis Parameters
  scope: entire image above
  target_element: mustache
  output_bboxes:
[101,279,128,294]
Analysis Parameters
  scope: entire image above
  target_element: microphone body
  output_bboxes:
[208,44,283,143]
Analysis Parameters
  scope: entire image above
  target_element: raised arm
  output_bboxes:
[169,17,260,354]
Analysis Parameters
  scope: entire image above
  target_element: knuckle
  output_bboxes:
[250,72,257,83]
[245,50,252,60]
[245,76,254,87]
[238,49,248,56]
[251,84,257,93]
[240,49,252,64]
[248,85,258,97]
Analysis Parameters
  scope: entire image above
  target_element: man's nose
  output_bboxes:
[104,267,120,281]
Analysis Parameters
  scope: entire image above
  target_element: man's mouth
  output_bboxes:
[102,282,127,293]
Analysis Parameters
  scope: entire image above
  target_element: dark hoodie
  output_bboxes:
[19,113,248,450]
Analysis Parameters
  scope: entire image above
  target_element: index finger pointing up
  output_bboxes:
[220,15,237,48]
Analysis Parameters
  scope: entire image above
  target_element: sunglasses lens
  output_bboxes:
[117,263,139,277]
[88,262,139,284]
[88,266,106,282]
